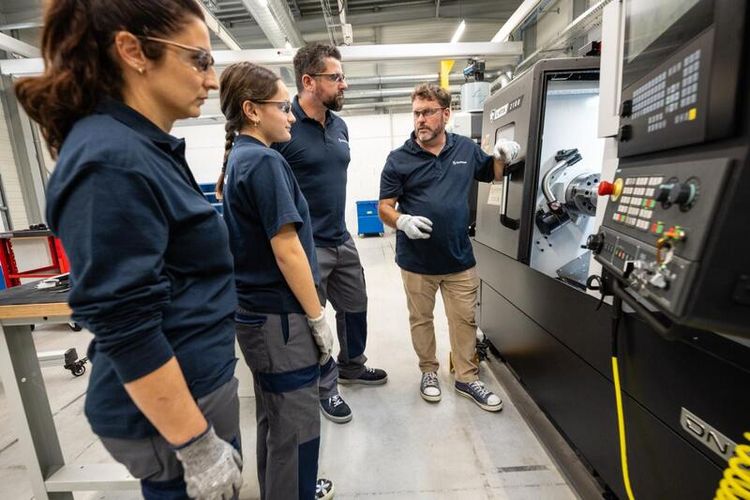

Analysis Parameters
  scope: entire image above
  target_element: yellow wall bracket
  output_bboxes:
[440,60,455,90]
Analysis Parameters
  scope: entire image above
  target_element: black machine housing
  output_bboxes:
[474,1,750,498]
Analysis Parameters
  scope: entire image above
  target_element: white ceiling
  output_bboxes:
[0,0,524,114]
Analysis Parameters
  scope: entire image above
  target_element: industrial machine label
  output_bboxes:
[490,95,524,122]
[487,183,503,206]
[680,408,737,462]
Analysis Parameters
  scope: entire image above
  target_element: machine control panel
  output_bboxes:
[593,157,732,317]
[618,30,716,157]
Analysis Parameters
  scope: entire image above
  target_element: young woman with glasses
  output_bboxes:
[217,62,335,500]
[15,1,242,498]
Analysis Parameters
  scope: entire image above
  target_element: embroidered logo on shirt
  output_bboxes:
[338,137,349,144]
[452,160,468,165]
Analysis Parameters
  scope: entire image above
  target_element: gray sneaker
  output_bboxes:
[455,380,503,412]
[420,371,441,402]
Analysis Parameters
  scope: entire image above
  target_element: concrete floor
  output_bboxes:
[0,233,578,499]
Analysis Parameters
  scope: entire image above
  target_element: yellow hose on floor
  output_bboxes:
[715,432,750,499]
[612,356,636,500]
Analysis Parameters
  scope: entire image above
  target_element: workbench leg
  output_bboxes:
[0,324,73,500]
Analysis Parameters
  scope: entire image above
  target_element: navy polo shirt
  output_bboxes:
[46,98,238,439]
[272,96,351,247]
[223,134,320,314]
[379,132,495,275]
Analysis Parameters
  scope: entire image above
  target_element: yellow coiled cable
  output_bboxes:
[612,356,636,500]
[715,432,750,500]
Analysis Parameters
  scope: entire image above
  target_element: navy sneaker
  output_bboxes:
[454,380,503,412]
[320,394,352,423]
[316,478,335,499]
[338,366,388,386]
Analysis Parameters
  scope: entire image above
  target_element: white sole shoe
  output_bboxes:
[455,386,503,412]
[420,390,442,403]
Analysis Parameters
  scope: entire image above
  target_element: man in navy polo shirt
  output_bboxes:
[274,42,387,424]
[378,83,520,413]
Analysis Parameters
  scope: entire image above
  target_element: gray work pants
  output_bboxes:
[99,377,241,493]
[316,237,369,399]
[235,309,321,500]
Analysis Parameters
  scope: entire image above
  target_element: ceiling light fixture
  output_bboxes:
[450,20,466,44]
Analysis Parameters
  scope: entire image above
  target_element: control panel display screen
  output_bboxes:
[622,0,712,92]
[626,0,701,63]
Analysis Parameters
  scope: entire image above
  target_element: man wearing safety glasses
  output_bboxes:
[273,42,388,425]
[378,83,521,413]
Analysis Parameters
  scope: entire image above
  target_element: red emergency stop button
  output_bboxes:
[599,178,624,201]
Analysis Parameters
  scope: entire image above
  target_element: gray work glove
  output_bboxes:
[493,138,521,164]
[174,425,243,500]
[307,310,333,365]
[396,214,433,240]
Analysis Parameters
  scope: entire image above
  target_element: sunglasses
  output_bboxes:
[310,72,347,83]
[413,107,446,119]
[139,36,215,73]
[253,100,293,114]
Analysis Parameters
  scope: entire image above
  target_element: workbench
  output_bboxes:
[0,281,138,499]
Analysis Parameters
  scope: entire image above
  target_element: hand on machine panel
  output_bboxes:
[493,138,521,164]
[396,214,433,240]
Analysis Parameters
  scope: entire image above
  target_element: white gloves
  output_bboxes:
[174,425,243,500]
[396,214,433,240]
[493,138,521,164]
[307,310,333,365]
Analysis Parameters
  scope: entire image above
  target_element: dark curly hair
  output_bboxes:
[411,83,452,108]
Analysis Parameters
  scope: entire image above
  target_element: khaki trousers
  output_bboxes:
[400,266,479,383]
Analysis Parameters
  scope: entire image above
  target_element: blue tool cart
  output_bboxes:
[356,200,383,236]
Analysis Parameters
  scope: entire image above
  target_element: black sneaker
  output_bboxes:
[320,394,352,423]
[420,371,441,402]
[316,477,335,499]
[454,380,503,412]
[338,366,388,385]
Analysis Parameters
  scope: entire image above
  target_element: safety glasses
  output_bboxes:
[253,100,293,114]
[310,72,347,83]
[139,36,215,73]
[413,107,446,119]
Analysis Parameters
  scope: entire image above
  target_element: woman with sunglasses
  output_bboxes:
[15,1,242,499]
[216,62,334,500]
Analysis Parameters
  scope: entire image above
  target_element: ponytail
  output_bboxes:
[216,123,237,199]
[217,62,280,198]
[14,0,204,158]
[15,0,107,157]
